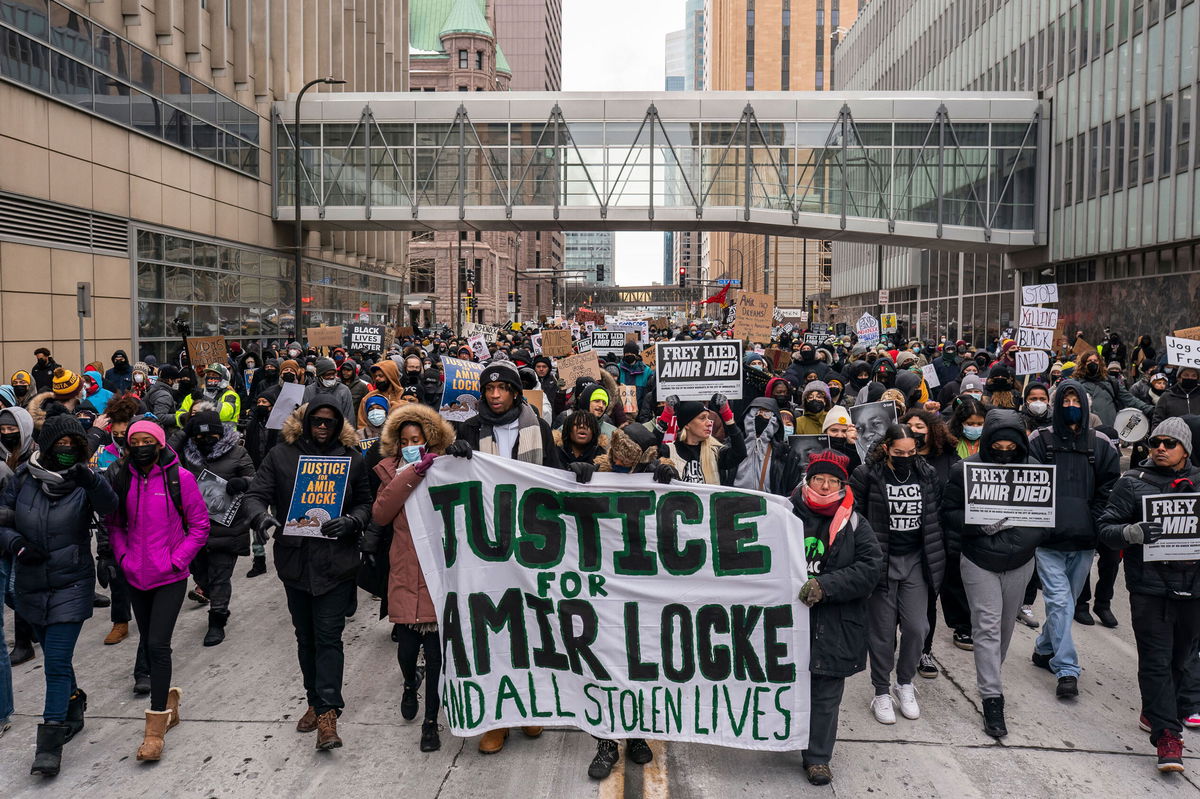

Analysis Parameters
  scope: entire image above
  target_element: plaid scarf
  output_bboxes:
[479,401,544,464]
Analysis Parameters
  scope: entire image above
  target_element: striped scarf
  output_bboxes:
[479,402,544,464]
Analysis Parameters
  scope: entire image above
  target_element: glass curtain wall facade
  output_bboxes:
[832,0,1200,345]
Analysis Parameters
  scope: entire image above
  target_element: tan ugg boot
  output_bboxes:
[104,623,129,645]
[165,687,182,732]
[136,710,171,761]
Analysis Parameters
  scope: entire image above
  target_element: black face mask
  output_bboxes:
[264,369,278,381]
[890,454,915,474]
[195,436,219,453]
[1085,362,1100,375]
[282,372,297,383]
[76,415,94,430]
[828,436,851,452]
[623,354,638,365]
[805,399,827,414]
[829,387,842,401]
[990,380,1012,392]
[754,416,770,437]
[13,385,28,397]
[129,444,159,467]
[253,405,271,419]
[1180,378,1199,392]
[113,434,127,451]
[376,380,390,391]
[177,378,195,393]
[50,444,80,470]
[0,431,20,451]
[800,350,815,363]
[990,449,1021,464]
[911,431,927,450]
[422,380,440,395]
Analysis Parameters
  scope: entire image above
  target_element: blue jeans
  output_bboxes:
[30,621,83,722]
[0,556,12,725]
[1033,548,1095,678]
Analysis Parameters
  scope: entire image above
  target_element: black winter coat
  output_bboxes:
[1098,461,1200,598]
[456,402,562,468]
[0,461,118,625]
[144,381,178,429]
[1027,379,1121,550]
[242,399,373,596]
[790,497,882,678]
[849,459,946,591]
[1152,384,1200,426]
[179,424,256,555]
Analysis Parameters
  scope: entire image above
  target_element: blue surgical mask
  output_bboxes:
[401,444,424,464]
[782,425,795,437]
[963,425,983,441]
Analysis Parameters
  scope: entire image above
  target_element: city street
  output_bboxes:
[2,564,1198,798]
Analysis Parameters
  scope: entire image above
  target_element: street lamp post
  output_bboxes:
[294,76,345,342]
[730,246,746,287]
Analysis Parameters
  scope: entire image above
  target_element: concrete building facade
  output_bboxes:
[0,0,411,374]
[832,0,1200,346]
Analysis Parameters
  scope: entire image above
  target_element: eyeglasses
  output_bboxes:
[310,417,338,428]
[1148,437,1180,450]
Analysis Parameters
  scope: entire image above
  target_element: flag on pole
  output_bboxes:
[700,284,731,306]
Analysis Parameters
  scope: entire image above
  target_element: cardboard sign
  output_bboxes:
[187,336,227,372]
[1142,493,1200,561]
[591,329,628,355]
[265,382,305,430]
[556,351,602,386]
[1015,350,1050,375]
[655,341,743,401]
[462,322,501,342]
[1018,306,1059,330]
[281,456,352,538]
[306,326,344,348]
[618,385,638,414]
[962,463,1057,527]
[1173,327,1200,342]
[1017,327,1054,350]
[641,347,656,370]
[575,309,606,325]
[764,348,791,371]
[1072,337,1094,357]
[524,388,545,417]
[440,357,484,422]
[1020,283,1059,305]
[395,326,416,339]
[1166,336,1200,369]
[541,329,574,357]
[346,323,385,351]
[733,290,773,343]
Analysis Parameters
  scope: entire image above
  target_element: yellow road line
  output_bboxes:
[643,740,669,799]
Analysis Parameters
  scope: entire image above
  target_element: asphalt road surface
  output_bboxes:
[3,556,1199,798]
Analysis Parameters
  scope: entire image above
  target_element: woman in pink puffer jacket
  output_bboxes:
[105,419,209,763]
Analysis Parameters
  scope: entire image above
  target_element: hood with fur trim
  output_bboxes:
[280,401,359,447]
[379,402,455,458]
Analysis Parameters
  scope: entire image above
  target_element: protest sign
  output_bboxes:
[881,313,898,334]
[468,334,491,362]
[613,320,650,345]
[282,456,351,538]
[921,364,940,388]
[1166,336,1200,369]
[1017,327,1054,350]
[575,337,593,354]
[591,329,628,355]
[405,453,812,750]
[788,435,828,468]
[196,469,242,527]
[963,463,1056,527]
[855,313,880,345]
[576,309,606,325]
[1174,326,1200,342]
[524,389,545,418]
[618,385,638,414]
[733,291,773,343]
[530,334,543,353]
[187,336,226,371]
[556,351,602,386]
[395,326,416,339]
[1015,350,1050,375]
[810,323,832,336]
[835,323,848,337]
[357,437,379,453]
[764,348,791,372]
[462,322,501,342]
[306,326,344,348]
[850,401,898,460]
[265,382,305,430]
[1020,283,1059,305]
[641,346,656,370]
[1018,306,1059,330]
[655,341,743,401]
[440,357,484,422]
[1142,493,1200,561]
[346,323,385,352]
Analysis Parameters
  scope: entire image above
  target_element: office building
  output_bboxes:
[0,0,411,373]
[832,0,1199,345]
[703,0,861,309]
[565,231,616,286]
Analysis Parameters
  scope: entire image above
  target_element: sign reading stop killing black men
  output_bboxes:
[655,341,743,401]
[1141,493,1200,561]
[962,463,1057,527]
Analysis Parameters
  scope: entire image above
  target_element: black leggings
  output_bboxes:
[395,626,442,722]
[129,579,187,711]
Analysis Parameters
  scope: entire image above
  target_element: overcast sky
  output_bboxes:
[562,0,686,286]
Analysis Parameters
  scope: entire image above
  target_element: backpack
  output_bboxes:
[107,460,189,533]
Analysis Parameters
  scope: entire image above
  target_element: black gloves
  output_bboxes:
[68,463,99,489]
[652,462,679,485]
[191,388,206,401]
[445,440,474,459]
[320,516,360,539]
[225,477,250,496]
[253,513,281,545]
[1123,521,1164,545]
[709,393,729,411]
[567,462,597,484]
[11,536,48,565]
[96,556,119,589]
[358,523,382,554]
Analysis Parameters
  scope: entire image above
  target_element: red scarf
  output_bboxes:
[802,485,856,548]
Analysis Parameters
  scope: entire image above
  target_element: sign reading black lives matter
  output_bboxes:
[963,463,1057,527]
[346,323,385,352]
[655,341,743,401]
[1142,493,1200,561]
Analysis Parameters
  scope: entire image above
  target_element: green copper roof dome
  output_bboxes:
[439,0,491,38]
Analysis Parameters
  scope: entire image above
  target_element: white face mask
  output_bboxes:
[367,408,387,426]
[320,377,338,388]
[133,374,145,383]
[1027,400,1049,417]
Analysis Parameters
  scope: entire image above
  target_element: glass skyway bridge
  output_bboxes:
[274,92,1045,252]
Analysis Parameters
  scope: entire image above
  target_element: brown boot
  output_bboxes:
[478,728,509,754]
[136,710,171,761]
[296,706,318,733]
[522,726,544,738]
[315,710,342,750]
[104,622,129,645]
[165,687,182,732]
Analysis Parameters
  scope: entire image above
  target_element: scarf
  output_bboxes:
[27,451,76,497]
[479,401,544,464]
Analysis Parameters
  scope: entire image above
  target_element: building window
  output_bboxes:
[459,49,468,69]
[1143,100,1156,182]
[1100,120,1112,194]
[1115,115,1126,188]
[458,85,468,92]
[1075,132,1087,203]
[476,51,484,70]
[1160,94,1174,176]
[1178,86,1193,173]
[1128,108,1141,186]
[1064,137,1075,204]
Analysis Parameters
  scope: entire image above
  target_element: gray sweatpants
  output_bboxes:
[960,556,1036,700]
[868,550,930,694]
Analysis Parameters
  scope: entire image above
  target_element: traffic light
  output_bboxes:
[678,266,687,287]
[596,264,605,282]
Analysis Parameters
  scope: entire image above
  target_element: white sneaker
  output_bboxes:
[871,693,896,724]
[1185,712,1200,729]
[1017,605,1040,628]
[892,683,920,720]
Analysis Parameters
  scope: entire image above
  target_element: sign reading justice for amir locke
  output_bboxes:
[655,341,743,401]
[963,463,1057,527]
[405,453,811,750]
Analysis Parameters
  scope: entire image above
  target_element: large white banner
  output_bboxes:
[406,453,812,750]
